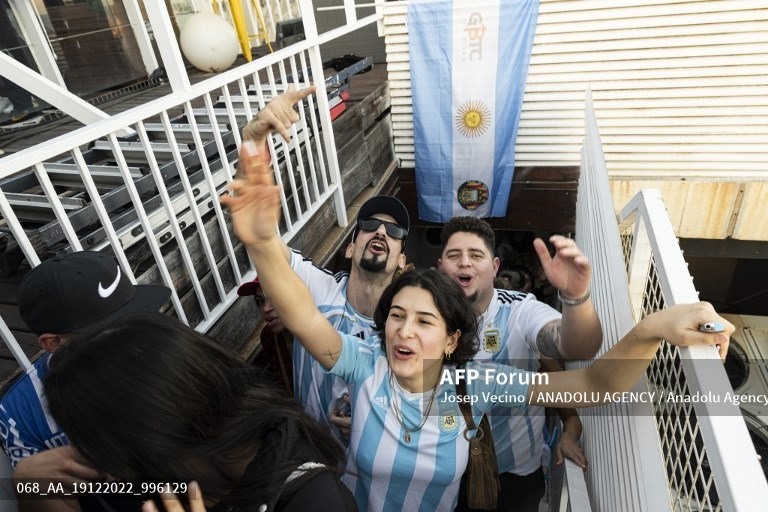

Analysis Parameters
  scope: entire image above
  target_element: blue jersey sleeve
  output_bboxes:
[327,333,378,385]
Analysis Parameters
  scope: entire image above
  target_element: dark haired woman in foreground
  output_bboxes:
[44,313,356,512]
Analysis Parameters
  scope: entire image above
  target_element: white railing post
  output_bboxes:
[0,317,31,372]
[576,89,672,511]
[144,0,192,93]
[123,0,159,76]
[298,0,348,228]
[344,0,358,24]
[621,199,653,323]
[8,0,65,87]
[563,460,592,512]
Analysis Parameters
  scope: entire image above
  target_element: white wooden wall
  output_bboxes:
[381,0,768,240]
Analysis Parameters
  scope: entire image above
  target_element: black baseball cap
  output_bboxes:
[18,251,172,335]
[357,196,410,233]
[237,277,261,296]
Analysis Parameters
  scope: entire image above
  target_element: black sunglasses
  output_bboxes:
[357,218,408,240]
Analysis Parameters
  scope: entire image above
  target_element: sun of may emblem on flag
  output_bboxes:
[455,100,491,138]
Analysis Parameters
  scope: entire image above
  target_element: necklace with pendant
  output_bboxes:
[389,370,438,443]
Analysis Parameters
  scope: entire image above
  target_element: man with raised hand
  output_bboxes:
[438,217,602,512]
[240,87,408,443]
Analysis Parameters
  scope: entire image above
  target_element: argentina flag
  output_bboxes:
[409,0,539,222]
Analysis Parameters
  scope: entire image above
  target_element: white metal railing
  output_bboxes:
[558,460,593,512]
[0,1,378,372]
[575,88,665,511]
[577,89,768,510]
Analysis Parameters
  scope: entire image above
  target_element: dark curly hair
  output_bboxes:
[373,268,478,364]
[439,216,496,255]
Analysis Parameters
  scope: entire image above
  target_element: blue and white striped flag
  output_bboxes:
[409,0,539,222]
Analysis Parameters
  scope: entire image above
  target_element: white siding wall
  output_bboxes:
[382,0,768,240]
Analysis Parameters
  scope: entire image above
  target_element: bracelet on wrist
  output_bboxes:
[558,288,591,306]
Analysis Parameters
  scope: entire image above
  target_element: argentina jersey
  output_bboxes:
[475,288,561,475]
[0,353,69,466]
[289,251,377,445]
[331,334,531,511]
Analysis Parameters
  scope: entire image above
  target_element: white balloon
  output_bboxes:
[180,13,240,73]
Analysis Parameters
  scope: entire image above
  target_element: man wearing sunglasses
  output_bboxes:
[240,88,409,445]
[287,195,409,445]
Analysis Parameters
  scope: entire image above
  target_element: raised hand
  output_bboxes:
[533,235,591,300]
[221,141,281,248]
[638,302,733,360]
[223,87,316,247]
[242,85,316,143]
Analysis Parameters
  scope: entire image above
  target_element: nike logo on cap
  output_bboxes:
[98,266,122,298]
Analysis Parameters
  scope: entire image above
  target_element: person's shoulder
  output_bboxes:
[0,353,51,407]
[465,359,501,372]
[334,270,350,284]
[278,470,356,512]
[340,331,381,352]
[494,289,557,316]
[494,288,532,305]
[489,289,531,318]
[289,249,337,276]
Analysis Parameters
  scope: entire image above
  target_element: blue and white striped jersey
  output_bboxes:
[289,250,377,445]
[330,333,531,512]
[0,353,69,466]
[474,288,561,475]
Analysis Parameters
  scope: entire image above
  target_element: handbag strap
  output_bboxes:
[456,371,478,432]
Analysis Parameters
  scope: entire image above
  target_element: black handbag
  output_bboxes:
[456,377,500,510]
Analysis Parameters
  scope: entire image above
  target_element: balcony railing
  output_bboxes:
[577,89,768,510]
[0,0,378,371]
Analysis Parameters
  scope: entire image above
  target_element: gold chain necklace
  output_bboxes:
[389,371,439,443]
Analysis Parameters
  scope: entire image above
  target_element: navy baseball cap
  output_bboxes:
[18,251,171,335]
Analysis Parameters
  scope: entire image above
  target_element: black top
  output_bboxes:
[209,417,357,512]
